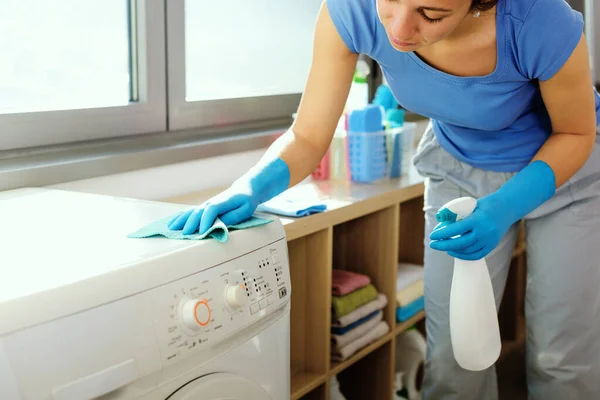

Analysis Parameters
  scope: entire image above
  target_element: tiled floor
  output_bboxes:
[497,344,528,400]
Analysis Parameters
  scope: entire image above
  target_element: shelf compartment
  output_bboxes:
[336,339,396,400]
[398,196,425,266]
[288,228,332,399]
[332,205,400,328]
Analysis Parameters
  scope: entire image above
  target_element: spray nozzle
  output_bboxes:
[436,207,458,223]
[434,197,477,232]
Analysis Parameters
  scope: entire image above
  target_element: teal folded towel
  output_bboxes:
[396,296,424,322]
[127,215,273,243]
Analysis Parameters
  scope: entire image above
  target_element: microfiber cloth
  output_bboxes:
[331,309,381,336]
[396,296,425,322]
[331,284,378,320]
[331,310,383,349]
[256,196,327,217]
[331,321,390,362]
[332,293,388,328]
[332,269,371,296]
[127,215,273,243]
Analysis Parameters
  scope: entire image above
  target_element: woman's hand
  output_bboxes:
[168,158,290,235]
[168,183,259,235]
[429,194,514,260]
[429,160,556,260]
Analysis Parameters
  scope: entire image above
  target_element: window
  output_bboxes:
[0,0,322,151]
[167,0,323,131]
[0,0,130,114]
[0,0,166,151]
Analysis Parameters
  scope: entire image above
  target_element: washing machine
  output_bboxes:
[0,188,291,400]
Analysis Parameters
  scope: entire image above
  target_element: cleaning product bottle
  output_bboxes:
[436,197,501,371]
[345,59,370,112]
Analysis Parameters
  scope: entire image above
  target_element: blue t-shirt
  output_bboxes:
[327,0,600,172]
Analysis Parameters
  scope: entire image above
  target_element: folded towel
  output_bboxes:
[396,296,425,322]
[396,263,424,291]
[256,195,327,217]
[332,293,388,328]
[331,310,383,349]
[332,284,378,320]
[331,321,390,362]
[127,215,272,243]
[396,280,424,307]
[331,309,381,335]
[332,269,371,296]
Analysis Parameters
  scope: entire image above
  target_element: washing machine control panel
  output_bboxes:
[149,238,290,364]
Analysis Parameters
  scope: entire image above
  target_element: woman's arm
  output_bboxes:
[429,33,598,260]
[534,33,597,187]
[168,2,359,234]
[259,1,358,186]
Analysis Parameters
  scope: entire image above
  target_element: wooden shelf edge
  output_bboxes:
[499,334,526,362]
[394,310,426,336]
[499,315,526,362]
[284,183,424,241]
[512,244,526,258]
[290,371,327,400]
[328,332,393,377]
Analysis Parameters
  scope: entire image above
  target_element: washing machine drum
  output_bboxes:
[168,372,273,400]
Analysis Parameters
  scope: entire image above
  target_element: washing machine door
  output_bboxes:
[168,372,273,400]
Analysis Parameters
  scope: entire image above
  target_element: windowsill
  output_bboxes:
[0,119,291,193]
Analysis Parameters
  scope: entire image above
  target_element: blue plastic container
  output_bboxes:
[386,122,417,178]
[347,105,388,183]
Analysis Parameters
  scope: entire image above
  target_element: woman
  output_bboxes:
[168,0,600,398]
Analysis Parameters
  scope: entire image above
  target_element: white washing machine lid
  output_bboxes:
[0,188,286,335]
[168,373,272,400]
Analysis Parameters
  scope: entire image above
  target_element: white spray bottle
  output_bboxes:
[438,197,501,371]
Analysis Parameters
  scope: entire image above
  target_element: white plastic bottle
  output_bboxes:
[345,59,370,112]
[440,197,502,371]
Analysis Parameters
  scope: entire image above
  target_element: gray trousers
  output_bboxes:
[413,124,600,400]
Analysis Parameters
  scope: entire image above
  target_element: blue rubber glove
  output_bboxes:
[429,160,556,260]
[168,157,290,235]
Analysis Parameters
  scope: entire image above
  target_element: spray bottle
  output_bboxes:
[436,197,501,371]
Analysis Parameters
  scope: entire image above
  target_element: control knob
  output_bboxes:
[225,284,247,309]
[181,298,211,330]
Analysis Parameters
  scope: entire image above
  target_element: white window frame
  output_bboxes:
[0,0,167,151]
[165,0,301,132]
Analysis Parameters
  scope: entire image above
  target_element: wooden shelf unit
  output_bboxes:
[165,174,527,400]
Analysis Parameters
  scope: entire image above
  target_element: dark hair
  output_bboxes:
[471,0,498,12]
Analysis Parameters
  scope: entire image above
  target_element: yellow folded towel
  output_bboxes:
[396,280,424,307]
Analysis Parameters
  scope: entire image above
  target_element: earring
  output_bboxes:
[473,10,481,18]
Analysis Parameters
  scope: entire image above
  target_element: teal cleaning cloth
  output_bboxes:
[127,215,273,243]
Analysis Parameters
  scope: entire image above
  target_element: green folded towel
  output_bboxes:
[127,215,273,243]
[332,284,378,320]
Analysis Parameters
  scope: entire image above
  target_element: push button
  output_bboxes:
[250,302,259,314]
[259,298,268,309]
